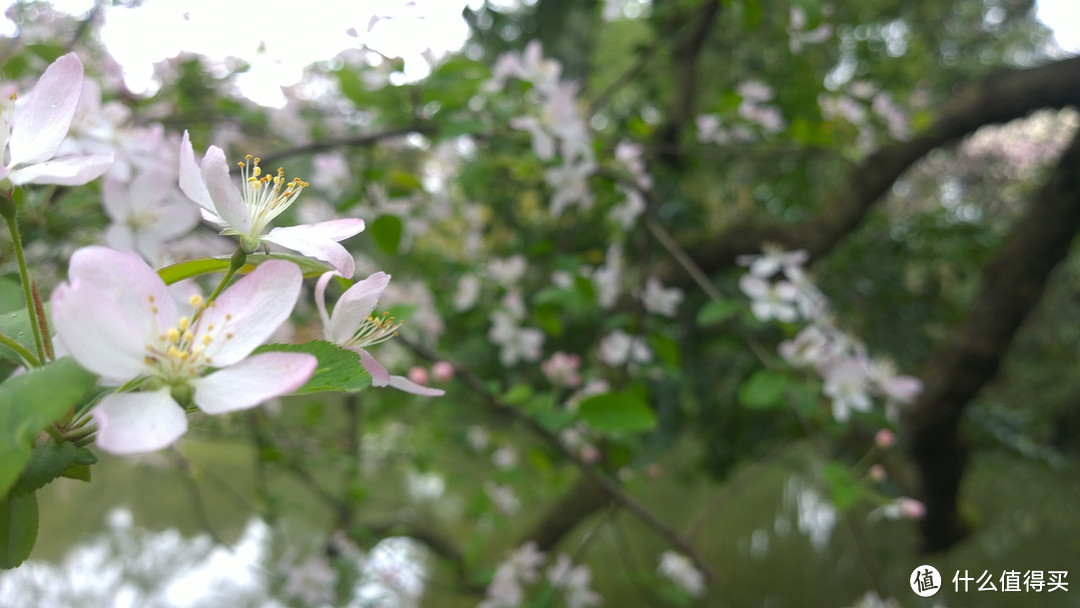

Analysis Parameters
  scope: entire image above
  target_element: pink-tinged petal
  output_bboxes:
[150,201,201,241]
[101,176,132,222]
[263,218,365,277]
[388,374,445,396]
[314,271,337,337]
[7,53,83,167]
[51,282,152,379]
[199,259,301,365]
[178,131,215,213]
[356,348,391,387]
[738,274,768,299]
[191,352,316,414]
[67,246,177,331]
[92,388,188,454]
[328,271,389,345]
[200,145,251,233]
[8,153,113,186]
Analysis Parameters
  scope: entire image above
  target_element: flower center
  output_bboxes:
[344,312,402,349]
[142,294,236,384]
[238,155,308,236]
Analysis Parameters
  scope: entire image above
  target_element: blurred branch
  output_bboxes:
[653,0,722,169]
[677,55,1080,279]
[908,127,1080,552]
[402,337,717,584]
[255,124,438,168]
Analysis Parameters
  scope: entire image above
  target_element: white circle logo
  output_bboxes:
[910,565,942,597]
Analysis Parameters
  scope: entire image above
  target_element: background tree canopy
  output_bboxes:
[0,0,1078,606]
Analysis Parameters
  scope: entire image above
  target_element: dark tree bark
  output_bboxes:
[678,55,1080,276]
[907,127,1080,551]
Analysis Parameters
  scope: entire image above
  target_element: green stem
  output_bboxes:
[1,197,45,363]
[205,248,248,305]
[0,329,40,367]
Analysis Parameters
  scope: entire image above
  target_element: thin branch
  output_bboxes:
[402,337,717,584]
[252,125,438,169]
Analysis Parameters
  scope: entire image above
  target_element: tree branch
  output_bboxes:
[907,126,1080,551]
[653,0,722,169]
[683,55,1080,277]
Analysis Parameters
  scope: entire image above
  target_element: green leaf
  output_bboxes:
[696,300,740,327]
[387,172,423,197]
[0,308,37,365]
[578,392,657,433]
[0,358,97,497]
[503,383,532,406]
[157,253,332,285]
[649,334,680,366]
[157,257,230,284]
[252,341,372,394]
[370,215,403,255]
[737,370,790,410]
[0,492,37,569]
[822,462,862,510]
[8,442,94,497]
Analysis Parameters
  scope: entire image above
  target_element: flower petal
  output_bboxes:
[8,153,113,186]
[314,270,336,335]
[7,53,83,167]
[328,271,389,345]
[178,130,215,213]
[198,259,301,365]
[200,145,251,233]
[67,246,177,331]
[388,374,445,396]
[92,388,188,454]
[356,347,391,387]
[263,218,365,277]
[51,281,153,380]
[191,352,316,414]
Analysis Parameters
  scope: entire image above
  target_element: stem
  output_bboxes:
[1,196,45,362]
[205,248,247,305]
[0,329,40,367]
[31,281,53,361]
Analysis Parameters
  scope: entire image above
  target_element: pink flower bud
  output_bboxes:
[645,463,662,479]
[580,444,600,463]
[869,464,886,482]
[899,498,925,520]
[874,428,895,449]
[407,366,429,386]
[431,360,454,382]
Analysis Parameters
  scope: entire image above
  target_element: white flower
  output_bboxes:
[822,359,873,422]
[546,554,601,608]
[641,275,684,317]
[102,169,200,264]
[657,551,705,597]
[739,275,799,322]
[599,329,652,366]
[315,271,444,396]
[736,246,809,278]
[0,53,113,187]
[51,247,316,454]
[179,131,365,276]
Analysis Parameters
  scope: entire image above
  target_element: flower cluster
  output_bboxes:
[738,246,922,422]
